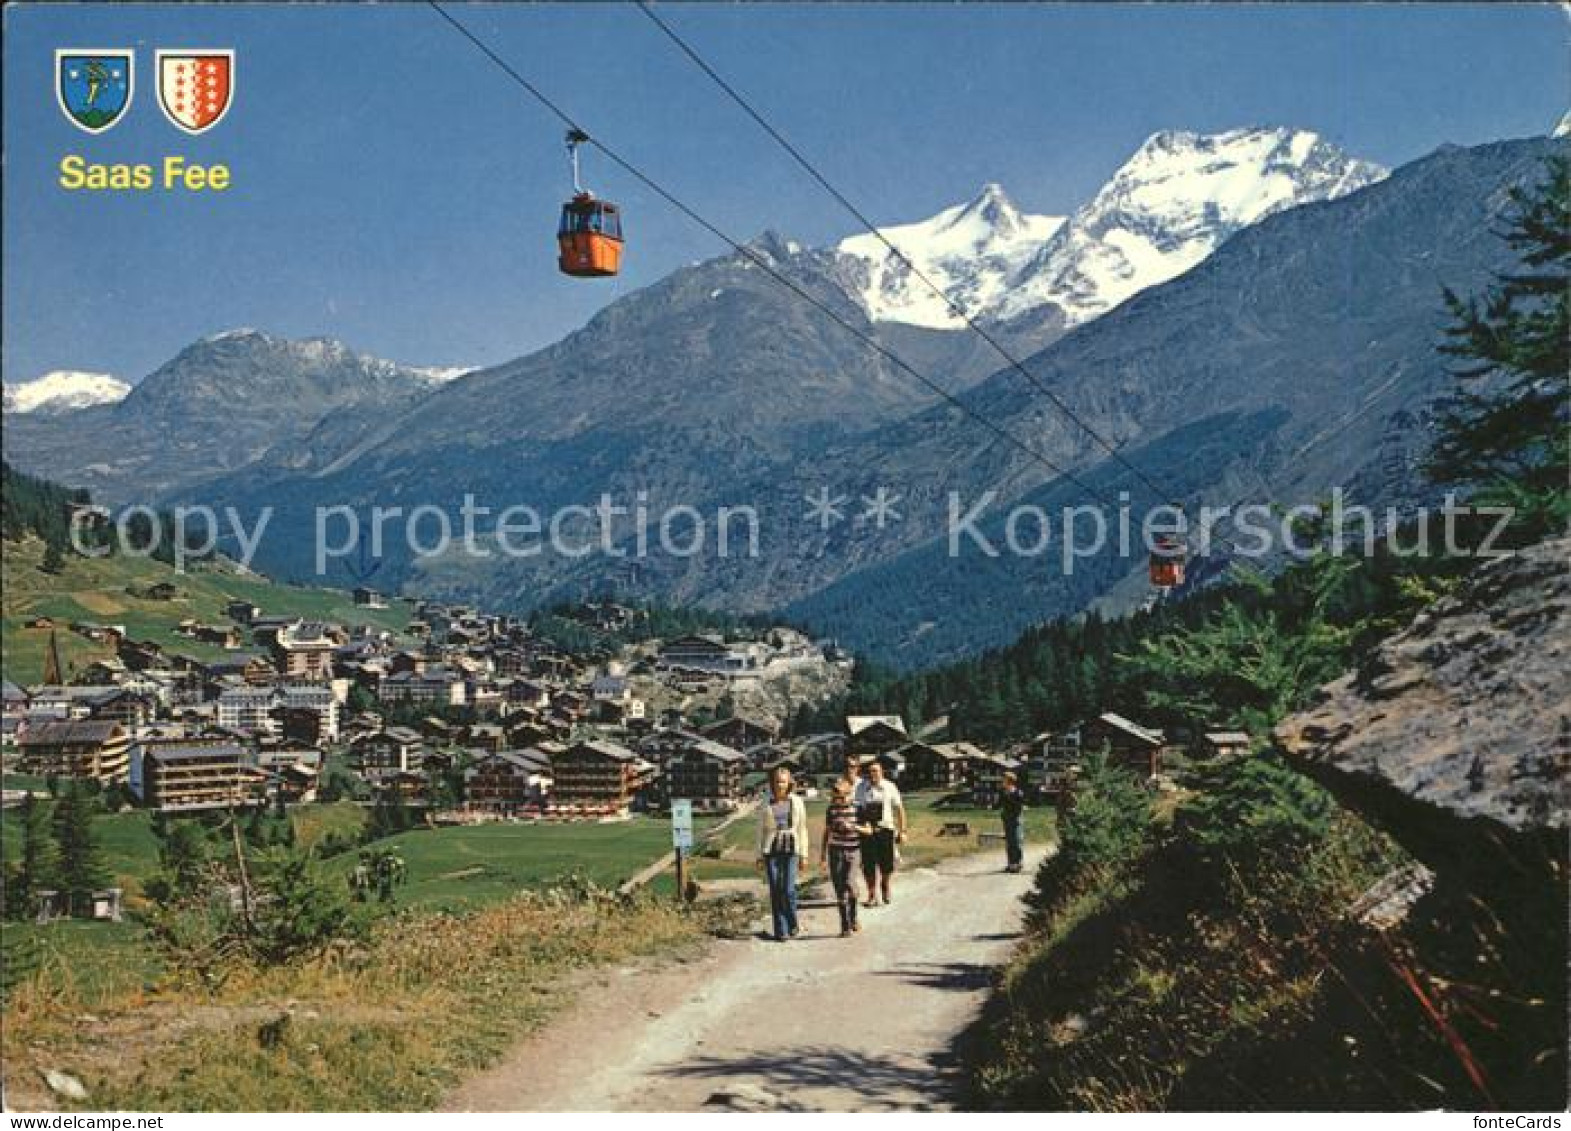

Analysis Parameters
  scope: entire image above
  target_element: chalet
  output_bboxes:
[181,621,241,648]
[250,616,300,642]
[388,649,432,676]
[767,750,805,776]
[116,638,168,672]
[129,740,265,813]
[656,635,757,675]
[19,720,130,783]
[465,749,552,815]
[546,656,585,683]
[464,723,507,753]
[352,587,389,609]
[254,742,323,778]
[26,685,122,720]
[85,688,156,732]
[271,622,337,681]
[637,728,705,766]
[353,726,426,782]
[970,752,1022,807]
[225,600,262,624]
[487,650,526,677]
[1082,712,1168,779]
[506,720,559,748]
[595,696,645,726]
[81,658,128,684]
[554,690,590,718]
[215,685,279,735]
[203,655,276,688]
[214,683,339,742]
[71,622,125,644]
[868,748,908,781]
[1023,729,1081,799]
[277,705,327,746]
[418,716,456,743]
[701,715,777,752]
[276,762,321,804]
[847,716,909,759]
[590,675,631,702]
[549,740,654,816]
[898,741,980,791]
[380,667,466,707]
[121,671,187,709]
[465,683,502,717]
[744,743,788,772]
[1202,731,1252,759]
[664,735,746,811]
[796,733,846,772]
[379,770,429,804]
[2,681,27,721]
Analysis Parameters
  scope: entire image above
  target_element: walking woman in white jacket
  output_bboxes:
[756,765,810,941]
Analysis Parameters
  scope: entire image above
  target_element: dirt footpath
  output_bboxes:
[445,848,1042,1112]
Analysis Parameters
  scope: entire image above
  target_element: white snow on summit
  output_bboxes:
[409,366,473,386]
[835,127,1386,331]
[837,184,1065,328]
[996,127,1387,324]
[3,370,131,414]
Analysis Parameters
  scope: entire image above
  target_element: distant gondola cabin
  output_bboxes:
[1149,535,1186,589]
[558,194,623,277]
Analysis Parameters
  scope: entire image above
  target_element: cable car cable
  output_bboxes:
[426,0,1145,521]
[631,0,1195,526]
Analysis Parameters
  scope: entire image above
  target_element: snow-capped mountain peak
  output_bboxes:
[836,183,1065,328]
[996,126,1386,323]
[410,365,474,386]
[3,370,130,414]
[834,126,1386,331]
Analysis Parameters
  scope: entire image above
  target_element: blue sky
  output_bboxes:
[4,2,1566,385]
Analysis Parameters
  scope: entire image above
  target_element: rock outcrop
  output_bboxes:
[1277,540,1568,1108]
[1276,539,1569,881]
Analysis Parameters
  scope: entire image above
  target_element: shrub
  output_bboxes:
[1178,754,1333,870]
[1057,752,1153,877]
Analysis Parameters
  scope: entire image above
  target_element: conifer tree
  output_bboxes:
[51,784,108,913]
[1427,157,1570,539]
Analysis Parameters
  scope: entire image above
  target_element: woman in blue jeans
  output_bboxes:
[756,766,810,941]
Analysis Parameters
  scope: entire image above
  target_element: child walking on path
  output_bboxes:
[820,778,866,936]
[756,766,810,941]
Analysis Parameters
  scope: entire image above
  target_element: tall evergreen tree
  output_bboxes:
[7,794,59,918]
[51,784,108,913]
[1427,156,1570,539]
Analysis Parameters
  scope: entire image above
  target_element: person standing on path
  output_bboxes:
[854,759,906,907]
[840,750,864,791]
[999,770,1027,873]
[820,778,866,936]
[756,765,810,941]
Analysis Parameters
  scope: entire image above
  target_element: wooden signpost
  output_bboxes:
[671,798,694,901]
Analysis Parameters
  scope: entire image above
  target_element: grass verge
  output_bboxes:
[2,884,746,1111]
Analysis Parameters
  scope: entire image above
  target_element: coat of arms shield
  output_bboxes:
[56,50,134,134]
[156,50,234,135]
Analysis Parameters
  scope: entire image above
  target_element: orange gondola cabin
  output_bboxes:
[1148,534,1186,589]
[558,193,623,277]
[557,129,623,278]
